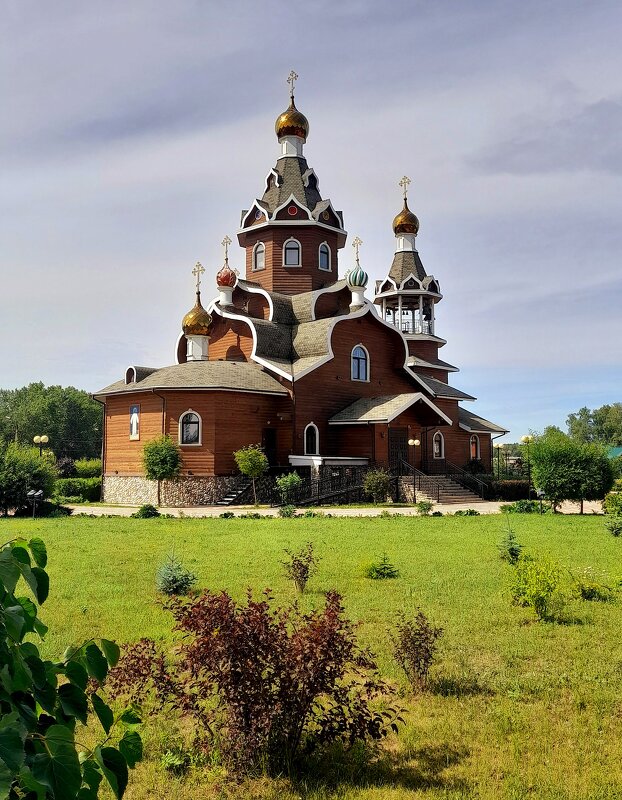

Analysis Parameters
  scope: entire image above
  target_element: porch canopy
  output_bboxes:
[328,393,451,427]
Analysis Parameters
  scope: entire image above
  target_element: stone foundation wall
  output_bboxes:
[102,475,241,507]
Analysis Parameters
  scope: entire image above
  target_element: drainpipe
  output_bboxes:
[490,432,504,475]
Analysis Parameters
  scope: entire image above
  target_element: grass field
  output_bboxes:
[2,513,621,799]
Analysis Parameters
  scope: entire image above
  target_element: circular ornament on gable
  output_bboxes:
[254,210,263,220]
[322,210,330,221]
[287,205,298,216]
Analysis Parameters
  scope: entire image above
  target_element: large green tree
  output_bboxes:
[567,403,622,446]
[0,383,102,459]
[531,429,614,512]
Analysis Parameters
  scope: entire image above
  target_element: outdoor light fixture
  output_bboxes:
[27,489,44,519]
[493,442,504,479]
[33,435,49,457]
[521,435,534,499]
[407,438,421,502]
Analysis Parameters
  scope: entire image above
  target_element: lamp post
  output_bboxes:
[493,442,504,479]
[27,489,44,519]
[407,438,420,503]
[521,435,534,499]
[33,435,49,457]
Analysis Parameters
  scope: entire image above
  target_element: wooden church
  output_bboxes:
[96,76,507,506]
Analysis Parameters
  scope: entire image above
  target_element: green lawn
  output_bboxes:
[2,514,621,799]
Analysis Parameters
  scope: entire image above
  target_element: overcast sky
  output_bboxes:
[2,0,621,440]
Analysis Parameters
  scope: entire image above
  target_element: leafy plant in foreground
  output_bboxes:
[107,590,401,775]
[0,535,142,798]
[156,551,198,596]
[275,471,302,505]
[364,553,400,580]
[604,514,622,537]
[498,516,523,564]
[391,609,443,692]
[281,541,319,593]
[573,568,615,602]
[511,554,573,621]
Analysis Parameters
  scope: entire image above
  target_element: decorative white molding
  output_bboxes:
[178,409,202,446]
[303,421,319,455]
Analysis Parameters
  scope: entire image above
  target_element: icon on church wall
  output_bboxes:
[129,404,140,440]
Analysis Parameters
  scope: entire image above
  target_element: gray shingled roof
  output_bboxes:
[409,356,459,372]
[458,407,508,434]
[388,251,427,285]
[94,361,289,397]
[415,374,476,400]
[261,157,323,213]
[329,393,449,425]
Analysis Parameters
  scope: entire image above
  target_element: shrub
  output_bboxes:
[156,552,198,596]
[604,515,622,537]
[603,492,622,515]
[275,471,303,505]
[364,553,400,580]
[363,468,393,503]
[511,554,571,621]
[233,444,269,505]
[278,504,297,518]
[453,508,480,516]
[142,435,181,505]
[0,442,57,515]
[431,510,443,517]
[614,478,622,491]
[573,568,615,602]
[464,458,487,475]
[131,503,161,519]
[0,535,142,797]
[75,457,102,477]
[54,476,102,502]
[281,541,319,593]
[56,455,77,477]
[498,517,523,564]
[499,499,550,514]
[415,500,434,516]
[490,480,531,501]
[13,499,72,517]
[391,609,443,692]
[107,590,400,775]
[219,511,235,519]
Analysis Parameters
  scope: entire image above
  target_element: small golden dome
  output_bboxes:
[392,199,420,236]
[275,97,309,141]
[182,292,212,336]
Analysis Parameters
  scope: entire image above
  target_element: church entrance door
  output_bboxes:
[388,428,408,469]
[262,428,277,466]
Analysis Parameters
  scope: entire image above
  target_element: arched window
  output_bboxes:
[351,345,369,382]
[318,242,331,271]
[253,242,265,271]
[470,434,480,460]
[433,431,444,459]
[179,410,201,445]
[283,238,301,267]
[304,422,319,455]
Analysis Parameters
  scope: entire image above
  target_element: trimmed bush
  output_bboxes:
[0,442,57,515]
[54,476,101,502]
[363,468,393,503]
[500,499,548,514]
[275,471,302,505]
[55,456,76,477]
[604,515,622,537]
[75,457,102,478]
[490,480,531,501]
[131,503,161,519]
[603,492,622,515]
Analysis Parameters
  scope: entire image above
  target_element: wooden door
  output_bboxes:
[388,428,408,468]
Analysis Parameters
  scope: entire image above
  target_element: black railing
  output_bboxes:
[444,461,487,499]
[395,459,442,502]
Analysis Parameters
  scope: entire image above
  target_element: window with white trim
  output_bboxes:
[318,242,331,271]
[304,422,319,455]
[470,434,480,460]
[253,242,265,271]
[433,431,444,459]
[351,345,369,382]
[179,410,201,445]
[283,238,301,267]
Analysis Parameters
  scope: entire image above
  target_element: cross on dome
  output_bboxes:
[221,235,232,264]
[192,261,205,293]
[399,175,411,199]
[287,70,298,99]
[352,236,363,265]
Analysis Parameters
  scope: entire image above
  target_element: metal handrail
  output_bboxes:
[396,459,443,502]
[444,461,487,498]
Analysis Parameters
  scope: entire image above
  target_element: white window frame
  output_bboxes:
[304,422,319,455]
[318,242,331,272]
[351,344,370,382]
[433,431,445,459]
[178,409,202,446]
[470,434,480,460]
[252,241,265,271]
[283,237,302,268]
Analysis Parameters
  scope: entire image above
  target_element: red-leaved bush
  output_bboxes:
[107,589,400,773]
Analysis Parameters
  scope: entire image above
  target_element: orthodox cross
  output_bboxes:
[192,261,205,293]
[399,175,411,200]
[352,236,363,265]
[222,235,232,264]
[287,70,298,99]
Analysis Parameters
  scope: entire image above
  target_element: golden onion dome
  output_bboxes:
[275,97,309,141]
[182,292,212,336]
[392,199,420,236]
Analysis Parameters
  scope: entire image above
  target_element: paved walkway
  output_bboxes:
[68,499,603,518]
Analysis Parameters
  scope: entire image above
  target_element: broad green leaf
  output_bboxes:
[28,538,47,569]
[11,546,30,566]
[118,731,142,769]
[95,746,128,800]
[7,645,32,692]
[77,789,98,800]
[0,760,12,800]
[65,661,88,691]
[33,681,57,714]
[91,693,114,734]
[31,726,81,800]
[101,639,120,668]
[23,652,47,689]
[58,683,88,724]
[0,550,20,595]
[81,757,103,791]
[119,707,141,726]
[0,713,25,771]
[33,617,48,639]
[3,605,26,641]
[16,597,37,634]
[18,767,47,800]
[84,643,108,683]
[31,568,49,605]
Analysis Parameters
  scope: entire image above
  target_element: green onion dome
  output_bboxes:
[347,264,368,289]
